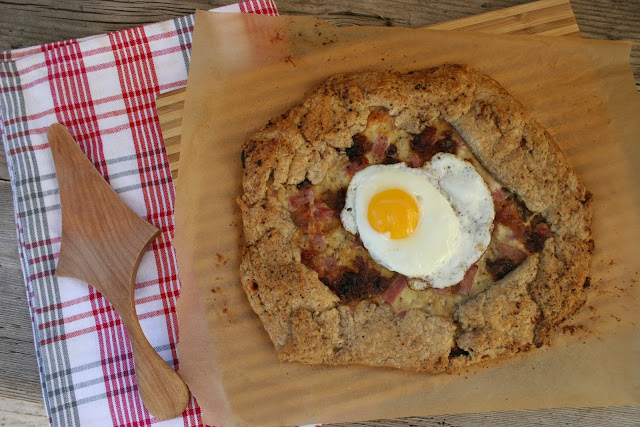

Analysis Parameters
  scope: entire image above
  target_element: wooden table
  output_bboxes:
[0,1,638,425]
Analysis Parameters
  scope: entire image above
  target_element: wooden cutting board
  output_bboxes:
[157,0,580,180]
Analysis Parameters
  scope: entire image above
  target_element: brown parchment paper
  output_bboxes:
[174,11,640,427]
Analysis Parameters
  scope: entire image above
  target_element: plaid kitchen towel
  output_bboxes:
[0,1,277,426]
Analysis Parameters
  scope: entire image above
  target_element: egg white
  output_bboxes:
[340,153,494,289]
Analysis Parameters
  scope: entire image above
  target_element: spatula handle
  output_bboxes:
[120,307,190,420]
[49,123,190,420]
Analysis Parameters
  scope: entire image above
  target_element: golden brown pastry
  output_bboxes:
[238,64,593,372]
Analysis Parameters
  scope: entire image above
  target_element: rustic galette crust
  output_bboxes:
[238,64,593,373]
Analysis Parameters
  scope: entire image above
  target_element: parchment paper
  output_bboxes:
[173,11,640,427]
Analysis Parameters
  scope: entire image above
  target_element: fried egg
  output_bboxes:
[340,153,494,289]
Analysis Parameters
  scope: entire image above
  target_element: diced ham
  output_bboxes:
[381,275,408,305]
[371,134,390,160]
[495,203,516,224]
[291,192,340,237]
[319,256,337,275]
[497,243,528,264]
[302,250,337,279]
[524,221,554,253]
[345,156,370,176]
[491,189,505,206]
[410,153,422,168]
[312,202,335,222]
[431,265,478,296]
[289,188,314,210]
[454,265,478,295]
[495,204,526,239]
[534,222,553,240]
[311,234,327,247]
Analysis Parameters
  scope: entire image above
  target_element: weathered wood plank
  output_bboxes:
[0,396,48,426]
[324,407,640,426]
[0,181,43,403]
[1,0,634,48]
[0,152,8,181]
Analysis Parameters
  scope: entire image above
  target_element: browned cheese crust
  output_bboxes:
[238,64,593,373]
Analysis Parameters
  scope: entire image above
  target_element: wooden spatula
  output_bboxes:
[48,123,190,420]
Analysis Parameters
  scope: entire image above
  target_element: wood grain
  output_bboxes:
[157,90,187,181]
[0,396,48,426]
[157,0,583,180]
[1,1,639,425]
[0,182,43,403]
[48,124,190,421]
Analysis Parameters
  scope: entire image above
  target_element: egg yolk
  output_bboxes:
[367,189,420,239]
